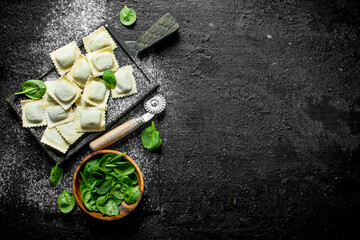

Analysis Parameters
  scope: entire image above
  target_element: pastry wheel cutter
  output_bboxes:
[90,95,166,151]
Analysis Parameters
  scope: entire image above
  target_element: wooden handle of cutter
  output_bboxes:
[90,118,143,152]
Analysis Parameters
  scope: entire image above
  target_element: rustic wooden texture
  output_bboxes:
[72,150,144,221]
[90,119,143,152]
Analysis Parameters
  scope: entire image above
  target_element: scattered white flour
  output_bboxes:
[1,0,176,213]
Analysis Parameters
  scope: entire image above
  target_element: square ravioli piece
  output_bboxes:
[82,77,110,108]
[66,55,92,89]
[21,99,47,128]
[50,41,81,76]
[75,106,106,132]
[41,127,70,154]
[44,102,74,128]
[42,81,56,104]
[48,76,81,110]
[83,26,117,53]
[56,121,83,145]
[111,66,138,98]
[86,47,119,77]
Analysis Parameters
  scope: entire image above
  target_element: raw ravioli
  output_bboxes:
[50,41,81,75]
[83,26,117,53]
[86,47,119,77]
[112,66,138,98]
[21,99,47,128]
[41,127,70,154]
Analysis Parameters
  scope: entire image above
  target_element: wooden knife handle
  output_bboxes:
[90,118,143,152]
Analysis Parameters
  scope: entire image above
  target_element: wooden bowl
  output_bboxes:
[72,150,144,221]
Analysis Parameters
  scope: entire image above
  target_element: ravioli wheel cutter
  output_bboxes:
[90,95,166,151]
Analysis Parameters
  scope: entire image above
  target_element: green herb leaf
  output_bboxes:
[102,70,116,89]
[95,179,113,195]
[57,190,76,213]
[119,5,136,26]
[49,164,63,186]
[129,172,138,185]
[124,186,141,205]
[79,180,88,195]
[113,162,135,176]
[84,159,99,177]
[80,153,140,216]
[14,80,46,99]
[103,199,120,216]
[141,121,162,150]
[111,183,128,200]
[118,176,134,187]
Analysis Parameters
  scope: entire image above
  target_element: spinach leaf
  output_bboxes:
[90,179,104,191]
[82,190,98,211]
[119,5,136,26]
[14,80,46,100]
[97,154,117,172]
[96,193,112,215]
[89,171,104,180]
[106,152,126,165]
[113,162,135,176]
[124,186,141,205]
[80,180,88,195]
[141,121,162,150]
[49,164,63,186]
[82,189,92,205]
[95,179,112,195]
[113,198,123,205]
[118,176,134,187]
[80,172,91,188]
[80,153,140,216]
[129,172,138,185]
[111,183,128,200]
[103,199,120,216]
[85,197,98,212]
[102,70,116,89]
[84,159,99,177]
[57,190,76,213]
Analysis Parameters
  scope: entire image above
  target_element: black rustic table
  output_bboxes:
[1,0,360,239]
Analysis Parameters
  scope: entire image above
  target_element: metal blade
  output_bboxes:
[141,112,155,123]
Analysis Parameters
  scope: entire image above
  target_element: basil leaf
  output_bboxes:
[102,70,116,89]
[14,80,46,100]
[57,190,75,214]
[113,162,135,176]
[141,121,162,150]
[124,186,141,205]
[49,164,63,186]
[119,5,136,26]
[103,199,120,216]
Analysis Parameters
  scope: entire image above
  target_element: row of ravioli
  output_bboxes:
[20,26,138,154]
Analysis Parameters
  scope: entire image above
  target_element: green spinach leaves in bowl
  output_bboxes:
[78,152,141,217]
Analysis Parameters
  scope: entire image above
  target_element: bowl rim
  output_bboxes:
[72,149,144,221]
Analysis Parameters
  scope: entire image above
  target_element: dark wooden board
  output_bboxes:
[7,26,159,164]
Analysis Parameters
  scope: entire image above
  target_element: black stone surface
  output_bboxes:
[1,0,360,239]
